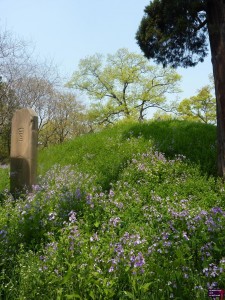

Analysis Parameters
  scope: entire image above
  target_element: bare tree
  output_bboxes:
[0,29,30,160]
[0,29,88,158]
[39,91,88,147]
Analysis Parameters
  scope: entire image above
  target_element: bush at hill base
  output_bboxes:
[1,148,225,299]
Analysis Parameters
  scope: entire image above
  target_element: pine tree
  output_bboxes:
[136,0,225,177]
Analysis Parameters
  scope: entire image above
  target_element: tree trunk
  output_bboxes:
[138,101,145,121]
[207,0,225,177]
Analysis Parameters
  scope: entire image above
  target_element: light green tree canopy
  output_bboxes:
[177,85,216,124]
[67,48,181,124]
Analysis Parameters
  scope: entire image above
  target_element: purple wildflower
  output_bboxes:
[211,207,223,214]
[108,266,115,272]
[163,241,172,247]
[114,243,124,256]
[86,194,94,208]
[220,258,225,264]
[46,242,58,251]
[0,230,7,238]
[32,184,42,192]
[39,255,47,262]
[90,232,99,242]
[48,212,57,221]
[109,217,121,227]
[109,190,115,197]
[203,263,223,278]
[148,243,158,254]
[138,163,146,171]
[182,231,189,241]
[75,188,82,200]
[133,252,145,268]
[207,282,218,289]
[120,232,146,246]
[68,211,77,223]
[115,202,124,209]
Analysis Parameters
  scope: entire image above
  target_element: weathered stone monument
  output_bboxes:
[10,108,38,194]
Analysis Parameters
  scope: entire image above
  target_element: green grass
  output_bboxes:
[38,121,152,190]
[122,120,217,175]
[0,167,9,191]
[38,120,217,190]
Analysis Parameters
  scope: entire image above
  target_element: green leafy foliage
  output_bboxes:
[177,85,216,124]
[136,0,208,67]
[67,48,181,123]
[0,120,223,299]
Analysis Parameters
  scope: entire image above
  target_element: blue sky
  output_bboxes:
[0,0,213,102]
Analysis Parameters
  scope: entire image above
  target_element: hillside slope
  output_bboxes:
[38,120,217,190]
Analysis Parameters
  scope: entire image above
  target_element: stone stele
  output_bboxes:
[10,108,38,194]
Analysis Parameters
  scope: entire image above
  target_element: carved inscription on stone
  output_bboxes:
[18,128,24,142]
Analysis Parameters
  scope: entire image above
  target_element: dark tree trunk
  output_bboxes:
[138,101,145,121]
[207,0,225,177]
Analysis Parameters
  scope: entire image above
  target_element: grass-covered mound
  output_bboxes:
[1,120,224,299]
[38,120,217,189]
